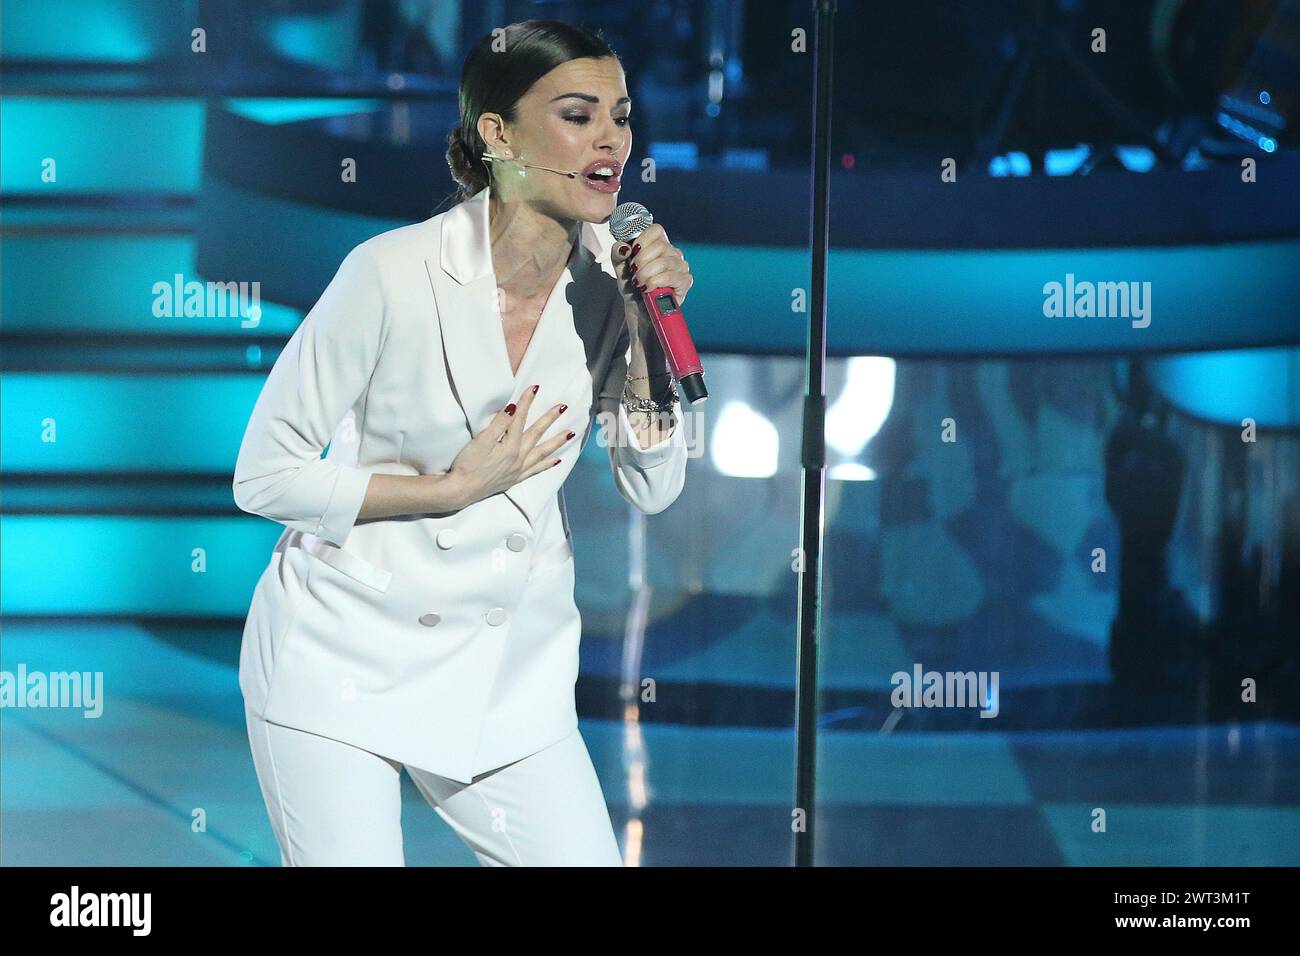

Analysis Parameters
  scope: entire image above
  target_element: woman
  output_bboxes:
[233,20,692,866]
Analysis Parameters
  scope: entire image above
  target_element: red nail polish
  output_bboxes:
[559,403,568,413]
[532,384,539,393]
[632,243,641,255]
[630,262,638,274]
[566,430,575,440]
[618,244,629,255]
[505,403,516,415]
[552,458,561,465]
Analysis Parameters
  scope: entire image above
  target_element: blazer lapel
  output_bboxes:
[425,183,613,530]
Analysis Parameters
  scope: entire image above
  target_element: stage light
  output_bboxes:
[1116,146,1156,172]
[826,356,894,457]
[1045,145,1090,176]
[709,401,779,478]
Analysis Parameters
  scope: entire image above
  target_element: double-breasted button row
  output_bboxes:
[435,529,528,552]
[418,608,508,626]
[418,532,526,627]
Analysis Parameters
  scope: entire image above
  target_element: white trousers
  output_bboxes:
[245,707,623,866]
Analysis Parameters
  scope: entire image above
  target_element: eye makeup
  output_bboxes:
[563,113,631,126]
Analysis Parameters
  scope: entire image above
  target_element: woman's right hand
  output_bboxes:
[444,385,574,509]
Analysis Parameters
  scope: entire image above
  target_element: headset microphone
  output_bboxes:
[482,151,577,178]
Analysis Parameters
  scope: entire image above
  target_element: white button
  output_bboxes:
[418,612,441,627]
[436,528,458,549]
[505,532,528,552]
[485,607,508,626]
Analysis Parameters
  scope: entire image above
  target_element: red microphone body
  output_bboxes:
[638,284,707,404]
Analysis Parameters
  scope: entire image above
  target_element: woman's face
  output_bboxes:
[485,56,631,223]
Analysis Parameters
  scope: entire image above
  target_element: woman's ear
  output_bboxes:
[477,113,509,157]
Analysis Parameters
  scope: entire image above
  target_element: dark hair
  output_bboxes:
[442,19,619,207]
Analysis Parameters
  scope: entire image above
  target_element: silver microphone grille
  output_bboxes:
[610,201,653,243]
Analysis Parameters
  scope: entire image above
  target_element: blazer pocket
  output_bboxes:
[300,532,392,593]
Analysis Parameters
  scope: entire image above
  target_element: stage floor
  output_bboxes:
[4,621,1297,867]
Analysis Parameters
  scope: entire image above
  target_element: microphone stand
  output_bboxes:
[794,0,837,868]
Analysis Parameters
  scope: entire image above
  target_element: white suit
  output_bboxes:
[234,183,688,788]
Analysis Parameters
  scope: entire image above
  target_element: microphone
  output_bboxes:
[522,163,578,178]
[610,201,708,405]
[481,152,578,178]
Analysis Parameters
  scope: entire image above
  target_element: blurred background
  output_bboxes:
[2,0,1297,866]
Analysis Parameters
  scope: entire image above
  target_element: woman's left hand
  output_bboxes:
[611,224,693,313]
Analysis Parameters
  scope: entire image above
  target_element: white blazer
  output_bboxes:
[233,183,688,784]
